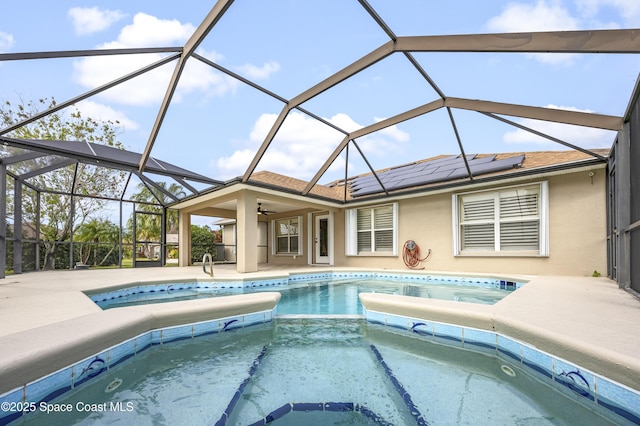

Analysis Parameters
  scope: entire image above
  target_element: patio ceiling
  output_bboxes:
[1,0,638,207]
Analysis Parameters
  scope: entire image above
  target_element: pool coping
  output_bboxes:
[0,292,281,395]
[0,266,638,423]
[361,306,640,424]
[359,291,640,389]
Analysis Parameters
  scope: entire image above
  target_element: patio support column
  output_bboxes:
[237,190,258,273]
[178,210,191,266]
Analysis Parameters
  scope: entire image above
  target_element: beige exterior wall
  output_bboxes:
[258,212,310,267]
[178,211,191,267]
[220,222,268,263]
[221,223,237,262]
[332,168,607,276]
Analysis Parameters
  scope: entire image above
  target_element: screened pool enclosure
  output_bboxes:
[1,0,639,292]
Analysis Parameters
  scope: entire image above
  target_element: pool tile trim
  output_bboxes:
[0,308,275,426]
[89,271,524,309]
[370,344,428,425]
[2,270,634,425]
[243,402,396,426]
[215,345,268,426]
[363,308,640,425]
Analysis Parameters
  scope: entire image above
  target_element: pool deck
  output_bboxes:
[0,265,639,394]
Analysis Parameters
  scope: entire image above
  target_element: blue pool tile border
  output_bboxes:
[2,293,637,425]
[363,308,640,425]
[215,345,269,426]
[0,308,275,426]
[245,402,395,426]
[87,271,525,308]
[370,344,428,425]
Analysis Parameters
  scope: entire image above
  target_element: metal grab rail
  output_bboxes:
[202,253,214,277]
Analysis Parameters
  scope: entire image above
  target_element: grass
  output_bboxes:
[4,258,181,275]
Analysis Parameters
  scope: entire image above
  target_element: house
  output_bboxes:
[213,218,268,264]
[173,149,608,276]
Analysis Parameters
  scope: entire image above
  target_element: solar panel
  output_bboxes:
[466,155,525,175]
[350,154,524,197]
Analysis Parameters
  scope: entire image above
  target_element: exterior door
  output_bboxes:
[314,214,329,264]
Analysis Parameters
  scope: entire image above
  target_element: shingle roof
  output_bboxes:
[248,149,608,202]
[248,170,345,200]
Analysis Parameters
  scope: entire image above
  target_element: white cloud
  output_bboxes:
[196,48,225,63]
[68,7,125,36]
[373,116,410,142]
[215,111,410,180]
[487,0,579,31]
[181,59,240,100]
[0,31,14,53]
[486,0,580,64]
[327,113,364,132]
[236,61,281,80]
[486,0,640,63]
[74,100,139,131]
[72,13,259,105]
[503,105,615,147]
[576,0,640,25]
[72,13,239,106]
[351,116,411,158]
[115,13,195,46]
[73,54,172,106]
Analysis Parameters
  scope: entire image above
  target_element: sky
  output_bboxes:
[2,0,640,197]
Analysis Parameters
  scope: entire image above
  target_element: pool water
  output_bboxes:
[17,319,616,425]
[96,279,513,313]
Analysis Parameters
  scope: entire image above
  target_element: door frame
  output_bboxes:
[308,212,333,265]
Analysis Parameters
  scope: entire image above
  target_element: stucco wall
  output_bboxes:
[259,214,310,267]
[332,168,607,276]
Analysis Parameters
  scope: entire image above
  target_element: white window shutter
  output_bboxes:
[346,204,397,255]
[460,194,496,251]
[297,216,303,255]
[270,219,276,256]
[345,209,357,256]
[392,202,398,255]
[456,183,546,255]
[540,181,549,256]
[499,187,540,251]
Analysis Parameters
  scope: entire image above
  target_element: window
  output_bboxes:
[346,203,397,255]
[273,217,302,255]
[453,182,548,256]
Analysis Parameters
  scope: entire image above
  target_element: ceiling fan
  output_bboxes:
[257,203,276,215]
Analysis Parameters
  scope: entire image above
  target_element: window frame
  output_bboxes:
[272,216,303,256]
[452,182,549,257]
[345,202,398,256]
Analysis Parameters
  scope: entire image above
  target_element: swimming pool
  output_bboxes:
[91,273,522,312]
[3,271,638,425]
[12,319,618,425]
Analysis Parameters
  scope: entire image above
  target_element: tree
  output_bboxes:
[1,98,126,269]
[128,182,184,259]
[75,218,120,266]
[191,224,216,263]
